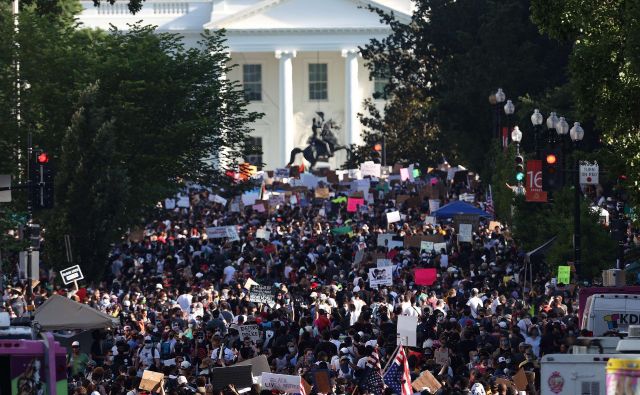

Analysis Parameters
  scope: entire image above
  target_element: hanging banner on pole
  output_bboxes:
[525,160,547,202]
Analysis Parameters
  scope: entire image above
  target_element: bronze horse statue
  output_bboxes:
[286,112,351,169]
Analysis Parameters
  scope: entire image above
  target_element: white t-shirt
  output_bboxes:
[440,254,449,269]
[467,296,483,318]
[176,293,192,313]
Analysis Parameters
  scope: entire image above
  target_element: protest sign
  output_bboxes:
[249,285,274,305]
[428,199,440,213]
[331,226,352,236]
[243,278,259,290]
[400,168,410,181]
[274,168,290,179]
[239,324,261,342]
[420,241,434,253]
[397,315,418,347]
[211,366,253,390]
[434,348,449,366]
[139,370,164,391]
[164,198,176,210]
[241,192,259,206]
[424,216,436,226]
[315,187,330,199]
[415,268,437,286]
[489,221,502,231]
[253,203,266,213]
[314,370,332,394]
[256,229,270,240]
[404,234,444,249]
[453,214,480,230]
[347,197,365,212]
[386,210,401,223]
[261,373,301,393]
[412,370,442,393]
[377,259,393,268]
[512,368,528,391]
[236,355,271,378]
[360,161,381,178]
[369,266,393,288]
[433,242,447,253]
[458,223,473,242]
[557,265,571,285]
[210,194,228,206]
[177,196,190,208]
[206,226,234,239]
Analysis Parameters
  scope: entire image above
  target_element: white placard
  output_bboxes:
[210,195,228,206]
[60,264,83,285]
[429,199,440,213]
[579,162,599,185]
[164,198,176,210]
[458,223,473,243]
[377,259,393,268]
[176,196,190,208]
[206,226,238,241]
[369,266,393,288]
[386,211,401,223]
[433,242,447,254]
[256,229,270,240]
[459,193,475,203]
[241,192,260,206]
[360,161,381,178]
[377,233,395,247]
[239,324,261,342]
[425,216,436,226]
[300,173,319,189]
[397,315,418,347]
[261,373,301,393]
[420,241,434,253]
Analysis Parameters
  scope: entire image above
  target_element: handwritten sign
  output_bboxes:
[239,324,261,342]
[558,265,571,285]
[261,373,302,393]
[386,210,401,223]
[249,285,274,305]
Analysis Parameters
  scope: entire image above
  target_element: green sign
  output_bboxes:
[557,265,571,285]
[331,226,352,235]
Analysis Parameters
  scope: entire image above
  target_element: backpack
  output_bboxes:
[160,341,172,360]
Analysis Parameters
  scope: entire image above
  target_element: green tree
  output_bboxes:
[531,0,640,213]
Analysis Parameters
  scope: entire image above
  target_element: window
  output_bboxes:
[243,64,262,101]
[373,75,389,99]
[245,137,263,169]
[309,63,328,100]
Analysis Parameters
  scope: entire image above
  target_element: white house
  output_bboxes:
[78,0,413,169]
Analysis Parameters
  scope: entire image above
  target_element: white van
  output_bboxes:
[541,353,615,395]
[581,294,640,336]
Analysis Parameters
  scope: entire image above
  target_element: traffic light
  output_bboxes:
[372,142,383,163]
[30,150,54,209]
[515,154,525,182]
[542,147,563,191]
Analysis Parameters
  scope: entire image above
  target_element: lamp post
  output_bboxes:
[511,126,524,195]
[495,88,506,139]
[570,121,585,277]
[531,109,543,159]
[546,112,558,143]
[504,99,515,137]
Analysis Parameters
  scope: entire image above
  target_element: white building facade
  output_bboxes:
[78,0,412,169]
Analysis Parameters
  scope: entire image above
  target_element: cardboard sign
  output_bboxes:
[414,268,437,286]
[239,324,261,342]
[347,197,365,212]
[458,223,473,243]
[211,365,253,390]
[261,373,301,393]
[386,210,401,223]
[369,266,393,288]
[404,234,444,249]
[397,315,418,347]
[558,265,571,285]
[453,214,480,229]
[488,221,502,231]
[412,370,442,393]
[314,370,331,394]
[315,187,330,199]
[512,368,528,391]
[140,370,164,391]
[249,285,274,305]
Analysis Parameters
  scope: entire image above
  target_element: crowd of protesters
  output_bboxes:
[2,166,637,395]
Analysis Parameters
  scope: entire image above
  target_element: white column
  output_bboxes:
[342,49,361,147]
[275,50,296,166]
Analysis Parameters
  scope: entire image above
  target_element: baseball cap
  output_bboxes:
[498,357,507,363]
[177,376,188,385]
[156,283,163,290]
[180,361,191,369]
[144,335,152,341]
[72,341,80,347]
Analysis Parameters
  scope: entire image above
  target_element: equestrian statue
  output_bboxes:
[286,112,351,169]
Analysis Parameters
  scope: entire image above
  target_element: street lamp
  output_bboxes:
[493,88,506,140]
[504,100,515,145]
[556,116,569,136]
[531,109,543,159]
[570,121,584,278]
[495,88,506,104]
[546,112,558,143]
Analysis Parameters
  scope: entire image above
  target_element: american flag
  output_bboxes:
[360,348,384,394]
[383,347,412,395]
[485,184,495,216]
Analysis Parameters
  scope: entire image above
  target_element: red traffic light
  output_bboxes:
[545,154,557,165]
[373,143,383,152]
[37,152,49,164]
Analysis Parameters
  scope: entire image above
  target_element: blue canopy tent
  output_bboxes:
[431,200,493,219]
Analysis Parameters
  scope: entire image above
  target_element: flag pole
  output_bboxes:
[381,342,402,375]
